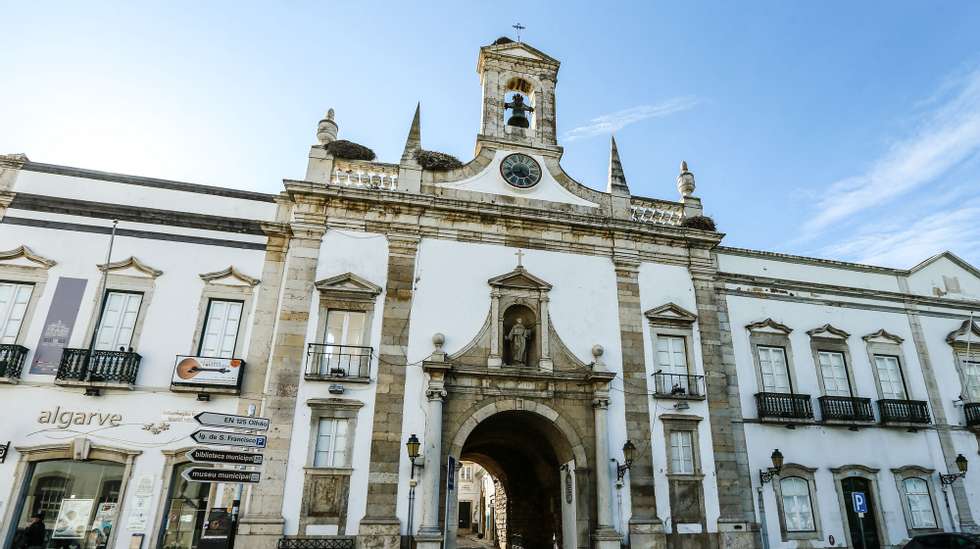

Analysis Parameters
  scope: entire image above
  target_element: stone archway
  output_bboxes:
[447,400,591,549]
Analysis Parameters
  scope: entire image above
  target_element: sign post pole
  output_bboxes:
[852,491,868,549]
[229,403,256,549]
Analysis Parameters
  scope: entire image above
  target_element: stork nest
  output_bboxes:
[325,140,376,161]
[680,215,717,231]
[415,150,464,171]
[492,37,515,45]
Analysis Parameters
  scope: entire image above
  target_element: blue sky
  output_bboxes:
[2,1,979,268]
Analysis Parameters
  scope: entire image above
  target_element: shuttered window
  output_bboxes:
[199,300,243,358]
[0,282,33,344]
[94,292,142,351]
[903,477,936,529]
[874,355,907,399]
[758,346,791,393]
[817,351,851,396]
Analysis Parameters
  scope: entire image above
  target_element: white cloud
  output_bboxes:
[561,97,699,142]
[814,199,980,268]
[802,66,980,235]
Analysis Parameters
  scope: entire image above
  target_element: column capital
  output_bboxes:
[592,396,610,409]
[425,388,447,401]
[387,233,421,256]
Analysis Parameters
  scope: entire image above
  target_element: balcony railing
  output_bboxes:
[277,538,355,549]
[965,403,980,428]
[0,344,29,380]
[55,348,141,386]
[652,372,706,399]
[878,399,931,425]
[305,344,371,380]
[756,392,814,421]
[818,396,875,423]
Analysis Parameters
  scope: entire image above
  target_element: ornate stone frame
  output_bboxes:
[660,414,706,531]
[0,438,141,546]
[746,318,798,393]
[81,257,163,353]
[300,398,364,534]
[188,266,261,359]
[771,463,822,541]
[0,245,55,348]
[310,273,382,382]
[486,266,554,371]
[890,465,942,535]
[645,303,698,377]
[830,464,887,549]
[806,324,856,398]
[946,320,980,402]
[863,330,911,401]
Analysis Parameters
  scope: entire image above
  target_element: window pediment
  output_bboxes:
[487,266,552,291]
[863,329,904,345]
[644,302,697,326]
[746,318,793,335]
[99,256,163,278]
[315,272,382,301]
[0,245,56,269]
[806,324,850,340]
[947,320,980,349]
[199,266,260,287]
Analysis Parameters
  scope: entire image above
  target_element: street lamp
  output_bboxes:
[615,440,636,482]
[759,449,784,484]
[940,454,969,486]
[405,434,423,546]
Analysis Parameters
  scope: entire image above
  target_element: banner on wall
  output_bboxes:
[31,277,88,375]
[172,356,244,389]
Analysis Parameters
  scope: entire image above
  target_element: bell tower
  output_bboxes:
[477,38,561,149]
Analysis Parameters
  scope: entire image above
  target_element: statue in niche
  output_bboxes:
[507,317,534,366]
[504,94,534,128]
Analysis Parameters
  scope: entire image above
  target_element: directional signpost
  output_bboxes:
[182,467,261,484]
[187,448,264,466]
[191,429,267,449]
[195,412,270,431]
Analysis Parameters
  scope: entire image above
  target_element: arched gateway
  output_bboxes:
[412,264,624,549]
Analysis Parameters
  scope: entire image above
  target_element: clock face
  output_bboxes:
[500,153,542,189]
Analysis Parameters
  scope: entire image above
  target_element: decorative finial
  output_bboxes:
[400,103,422,166]
[512,22,526,42]
[677,160,696,198]
[515,248,525,268]
[317,108,339,145]
[607,136,630,195]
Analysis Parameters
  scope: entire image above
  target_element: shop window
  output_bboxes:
[158,462,229,549]
[11,460,125,549]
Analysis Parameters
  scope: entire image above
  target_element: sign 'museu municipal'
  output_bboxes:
[182,467,261,484]
[194,412,270,431]
[186,448,264,466]
[191,429,267,449]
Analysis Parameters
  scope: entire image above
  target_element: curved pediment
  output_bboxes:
[862,329,904,344]
[99,256,162,278]
[947,320,980,348]
[746,318,792,335]
[488,266,552,291]
[806,324,850,339]
[199,266,260,287]
[0,245,56,269]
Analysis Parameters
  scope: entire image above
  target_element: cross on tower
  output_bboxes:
[512,23,526,42]
[515,249,525,267]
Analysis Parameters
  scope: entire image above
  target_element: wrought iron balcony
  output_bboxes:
[652,372,706,400]
[55,348,141,387]
[277,538,355,549]
[818,396,875,423]
[0,344,29,381]
[878,399,931,425]
[755,392,814,421]
[965,403,980,429]
[305,344,371,381]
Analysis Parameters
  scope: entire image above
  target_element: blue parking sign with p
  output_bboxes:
[852,491,868,514]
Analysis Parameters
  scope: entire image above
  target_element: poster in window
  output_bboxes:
[172,356,243,388]
[52,498,94,539]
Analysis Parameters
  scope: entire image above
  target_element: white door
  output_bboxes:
[818,351,851,396]
[874,355,907,399]
[656,335,690,393]
[94,292,142,351]
[758,346,791,393]
[0,282,33,344]
[199,300,243,358]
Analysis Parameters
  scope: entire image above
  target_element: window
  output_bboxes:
[94,291,142,351]
[0,282,33,344]
[817,351,851,396]
[758,346,791,393]
[780,476,815,532]
[198,299,243,358]
[669,431,695,474]
[314,418,350,467]
[160,462,215,549]
[903,477,937,529]
[961,358,980,401]
[461,465,473,482]
[657,336,688,375]
[324,310,366,347]
[874,355,907,399]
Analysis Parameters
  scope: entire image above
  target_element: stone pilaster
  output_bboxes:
[238,207,326,549]
[416,361,450,549]
[611,256,665,547]
[359,233,421,549]
[689,258,759,549]
[899,279,976,531]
